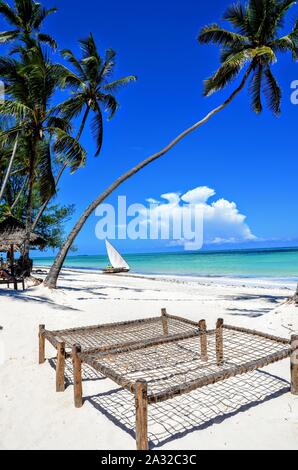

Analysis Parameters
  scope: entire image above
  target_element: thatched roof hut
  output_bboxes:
[0,216,46,252]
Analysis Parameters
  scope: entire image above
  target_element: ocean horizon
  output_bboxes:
[33,246,298,280]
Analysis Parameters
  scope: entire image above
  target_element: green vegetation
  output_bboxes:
[0,0,136,268]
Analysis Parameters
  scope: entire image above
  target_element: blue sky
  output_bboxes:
[7,0,298,255]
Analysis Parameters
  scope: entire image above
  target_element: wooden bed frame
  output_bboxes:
[0,277,25,290]
[38,310,200,392]
[70,319,297,450]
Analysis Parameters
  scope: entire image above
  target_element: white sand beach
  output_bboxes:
[0,270,298,450]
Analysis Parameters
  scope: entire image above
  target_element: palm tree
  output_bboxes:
[42,0,298,288]
[0,0,57,202]
[0,48,86,262]
[0,0,57,49]
[60,34,137,156]
[31,33,136,230]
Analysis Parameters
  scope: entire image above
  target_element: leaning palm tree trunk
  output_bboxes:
[0,134,19,201]
[32,108,90,231]
[44,67,252,288]
[289,284,298,305]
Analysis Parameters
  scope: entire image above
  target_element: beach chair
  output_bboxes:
[0,269,25,290]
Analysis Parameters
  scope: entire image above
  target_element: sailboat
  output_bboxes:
[103,239,130,274]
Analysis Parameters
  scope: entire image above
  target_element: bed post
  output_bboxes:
[216,318,224,365]
[38,324,45,364]
[198,319,208,361]
[161,308,169,335]
[56,342,65,392]
[72,344,83,407]
[135,380,149,450]
[291,335,298,395]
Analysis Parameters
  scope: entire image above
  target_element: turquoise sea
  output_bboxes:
[33,247,298,280]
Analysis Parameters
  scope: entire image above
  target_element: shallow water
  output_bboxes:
[33,247,298,281]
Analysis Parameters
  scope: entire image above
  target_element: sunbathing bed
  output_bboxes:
[0,275,25,290]
[39,310,200,392]
[39,313,298,450]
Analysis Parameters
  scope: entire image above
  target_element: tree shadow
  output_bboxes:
[85,369,290,449]
[221,293,287,304]
[0,289,81,311]
[226,307,272,318]
[48,357,106,388]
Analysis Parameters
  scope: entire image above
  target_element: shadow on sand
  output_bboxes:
[48,356,290,449]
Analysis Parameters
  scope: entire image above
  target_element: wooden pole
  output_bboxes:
[291,334,298,395]
[56,342,65,392]
[10,244,17,289]
[38,324,45,364]
[216,318,224,366]
[161,308,169,335]
[10,244,14,276]
[135,380,149,450]
[72,344,83,407]
[198,319,208,361]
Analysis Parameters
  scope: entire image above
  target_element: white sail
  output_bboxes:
[105,239,130,270]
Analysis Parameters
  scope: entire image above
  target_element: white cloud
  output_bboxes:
[181,186,215,204]
[143,186,256,248]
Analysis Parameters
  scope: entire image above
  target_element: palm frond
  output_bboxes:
[55,94,86,121]
[224,3,248,35]
[61,49,87,80]
[203,49,253,96]
[99,48,116,79]
[249,63,263,113]
[32,6,57,29]
[79,33,100,63]
[273,0,297,32]
[0,99,33,120]
[0,56,19,77]
[263,66,281,115]
[270,20,298,59]
[100,93,119,119]
[51,128,87,173]
[0,1,20,27]
[220,45,248,63]
[247,0,267,37]
[54,64,84,90]
[198,24,248,46]
[103,75,137,92]
[46,116,72,133]
[91,105,103,156]
[0,29,19,43]
[37,33,57,50]
[15,0,34,26]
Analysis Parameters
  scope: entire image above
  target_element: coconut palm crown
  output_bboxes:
[0,0,57,49]
[198,0,298,114]
[58,33,137,156]
[0,48,86,202]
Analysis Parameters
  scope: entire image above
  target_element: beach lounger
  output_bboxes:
[0,274,25,290]
[39,310,200,392]
[69,319,296,450]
